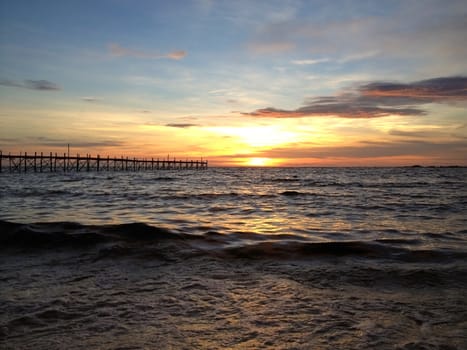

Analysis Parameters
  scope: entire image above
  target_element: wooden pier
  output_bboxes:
[0,151,208,173]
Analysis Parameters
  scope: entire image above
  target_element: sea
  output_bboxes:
[1,167,466,349]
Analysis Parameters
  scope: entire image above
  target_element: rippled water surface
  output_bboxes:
[1,167,466,349]
[2,167,466,240]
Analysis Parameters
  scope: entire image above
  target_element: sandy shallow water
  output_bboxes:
[1,234,466,350]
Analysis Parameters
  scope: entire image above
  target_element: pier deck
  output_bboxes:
[0,151,208,173]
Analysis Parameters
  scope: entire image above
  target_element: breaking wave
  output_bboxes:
[2,220,466,263]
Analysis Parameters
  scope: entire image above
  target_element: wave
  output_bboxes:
[1,220,466,263]
[267,178,300,183]
[280,190,308,196]
[219,240,467,262]
[0,220,179,247]
[152,176,177,181]
[159,192,278,201]
[5,188,71,198]
[279,190,351,198]
[302,180,442,189]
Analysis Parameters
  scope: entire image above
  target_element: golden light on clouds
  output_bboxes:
[1,1,466,167]
[210,125,299,148]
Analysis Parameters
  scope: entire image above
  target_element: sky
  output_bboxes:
[0,0,466,166]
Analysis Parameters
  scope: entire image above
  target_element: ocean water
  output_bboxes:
[1,167,466,349]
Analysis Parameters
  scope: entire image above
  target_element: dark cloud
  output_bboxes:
[244,101,425,119]
[67,141,126,148]
[0,80,22,88]
[23,137,124,148]
[0,79,60,91]
[165,123,198,128]
[0,136,125,149]
[255,139,467,160]
[25,80,60,90]
[36,139,125,148]
[81,97,101,102]
[0,137,19,143]
[388,129,435,138]
[243,76,467,119]
[359,76,467,103]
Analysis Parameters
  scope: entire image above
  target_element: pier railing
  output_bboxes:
[0,151,208,173]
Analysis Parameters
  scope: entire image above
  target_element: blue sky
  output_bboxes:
[1,0,466,165]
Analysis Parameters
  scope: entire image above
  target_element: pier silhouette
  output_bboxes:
[0,151,208,173]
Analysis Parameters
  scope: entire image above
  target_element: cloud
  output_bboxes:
[388,129,434,138]
[249,41,295,54]
[166,50,187,60]
[0,80,22,88]
[108,43,187,60]
[291,58,329,65]
[337,50,380,63]
[81,97,101,102]
[68,140,126,148]
[255,139,467,160]
[0,136,125,149]
[0,79,60,91]
[33,137,125,148]
[242,76,467,119]
[165,123,198,128]
[24,80,60,90]
[247,5,467,73]
[359,76,467,103]
[243,102,425,119]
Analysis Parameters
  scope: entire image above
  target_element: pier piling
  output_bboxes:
[0,152,208,173]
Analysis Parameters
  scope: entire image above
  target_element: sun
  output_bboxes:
[247,157,270,166]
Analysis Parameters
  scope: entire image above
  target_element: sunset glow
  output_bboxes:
[211,125,299,148]
[1,1,466,166]
[247,158,272,167]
